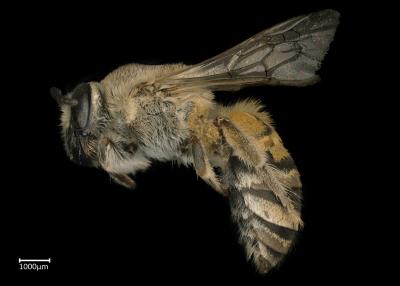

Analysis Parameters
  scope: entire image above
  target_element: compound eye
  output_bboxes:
[71,83,91,130]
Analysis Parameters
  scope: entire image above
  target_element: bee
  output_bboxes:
[51,10,339,273]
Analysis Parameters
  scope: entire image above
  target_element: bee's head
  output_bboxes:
[51,82,109,167]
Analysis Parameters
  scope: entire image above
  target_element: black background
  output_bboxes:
[3,0,375,283]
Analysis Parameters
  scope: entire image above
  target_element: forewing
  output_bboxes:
[158,9,339,94]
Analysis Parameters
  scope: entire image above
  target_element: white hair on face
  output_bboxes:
[100,145,151,175]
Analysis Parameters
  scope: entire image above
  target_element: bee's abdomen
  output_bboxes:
[218,100,302,273]
[229,189,297,273]
[226,154,302,273]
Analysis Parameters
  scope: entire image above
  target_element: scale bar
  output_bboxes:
[19,258,51,263]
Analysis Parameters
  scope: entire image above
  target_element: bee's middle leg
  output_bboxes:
[191,137,228,196]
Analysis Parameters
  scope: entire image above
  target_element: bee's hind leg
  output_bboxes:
[215,117,266,168]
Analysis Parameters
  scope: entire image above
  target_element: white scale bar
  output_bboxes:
[19,258,51,263]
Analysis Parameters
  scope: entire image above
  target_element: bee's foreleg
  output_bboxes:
[109,173,136,189]
[191,137,228,196]
[216,117,266,168]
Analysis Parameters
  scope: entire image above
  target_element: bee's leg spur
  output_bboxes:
[191,137,228,196]
[110,173,136,189]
